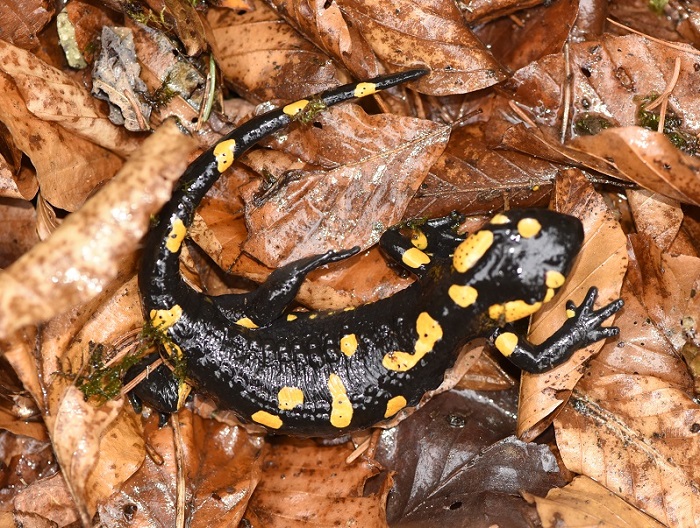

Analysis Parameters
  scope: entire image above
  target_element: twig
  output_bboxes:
[171,413,187,528]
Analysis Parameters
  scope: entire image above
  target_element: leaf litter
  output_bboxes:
[0,0,699,527]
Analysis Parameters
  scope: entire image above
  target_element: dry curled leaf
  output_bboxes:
[0,123,196,338]
[244,439,391,527]
[527,475,665,528]
[571,127,700,206]
[99,411,264,528]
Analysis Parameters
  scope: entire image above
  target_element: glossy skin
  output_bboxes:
[134,71,623,436]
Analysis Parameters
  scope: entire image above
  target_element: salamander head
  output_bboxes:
[451,209,584,322]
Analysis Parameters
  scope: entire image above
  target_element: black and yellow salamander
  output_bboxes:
[132,69,623,436]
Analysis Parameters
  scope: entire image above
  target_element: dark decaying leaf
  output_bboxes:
[376,389,566,528]
[243,438,392,527]
[242,103,450,266]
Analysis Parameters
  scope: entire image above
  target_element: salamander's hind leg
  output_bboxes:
[380,212,465,277]
[213,247,360,327]
[124,354,189,426]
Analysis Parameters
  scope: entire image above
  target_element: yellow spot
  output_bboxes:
[453,231,494,273]
[340,334,358,357]
[344,306,355,311]
[517,218,542,238]
[150,305,183,331]
[402,247,431,269]
[411,230,428,250]
[353,82,377,97]
[384,395,407,418]
[489,300,542,323]
[309,313,318,319]
[278,386,304,410]
[283,99,309,116]
[546,270,566,289]
[495,332,518,357]
[165,218,187,253]
[490,213,510,225]
[543,288,555,303]
[235,317,258,329]
[566,308,576,319]
[162,341,183,359]
[177,383,191,409]
[328,374,353,428]
[286,314,298,321]
[383,312,443,372]
[448,284,478,308]
[252,410,283,429]
[213,139,236,173]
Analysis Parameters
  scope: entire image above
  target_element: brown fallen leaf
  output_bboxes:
[242,103,450,266]
[12,472,79,528]
[553,236,700,526]
[0,72,122,211]
[627,188,683,251]
[264,0,382,80]
[527,475,665,528]
[405,125,556,219]
[475,0,580,71]
[333,0,507,96]
[244,438,392,527]
[209,2,351,104]
[0,198,39,268]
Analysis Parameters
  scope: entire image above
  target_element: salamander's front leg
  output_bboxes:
[488,287,624,373]
[213,247,360,327]
[380,213,465,277]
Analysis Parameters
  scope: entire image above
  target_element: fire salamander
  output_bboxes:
[132,69,623,436]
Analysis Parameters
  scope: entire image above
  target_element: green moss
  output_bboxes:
[648,0,669,15]
[76,342,143,402]
[293,98,329,125]
[637,97,699,156]
[76,320,185,404]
